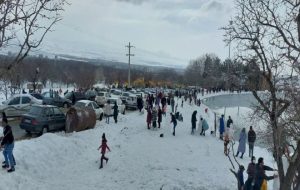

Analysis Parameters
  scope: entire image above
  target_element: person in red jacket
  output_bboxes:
[97,133,110,169]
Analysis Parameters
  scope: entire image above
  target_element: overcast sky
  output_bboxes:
[43,0,234,67]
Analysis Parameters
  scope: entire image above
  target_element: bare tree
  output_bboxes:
[0,0,67,75]
[223,0,300,189]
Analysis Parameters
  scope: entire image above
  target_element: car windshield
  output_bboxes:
[31,93,43,100]
[65,92,72,98]
[113,91,121,95]
[98,92,105,96]
[29,106,44,115]
[74,102,86,108]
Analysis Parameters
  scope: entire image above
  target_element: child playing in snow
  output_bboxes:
[97,133,111,169]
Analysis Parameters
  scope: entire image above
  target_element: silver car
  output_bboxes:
[0,94,43,117]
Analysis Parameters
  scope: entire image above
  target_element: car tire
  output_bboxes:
[25,130,31,134]
[122,109,125,115]
[100,113,103,121]
[41,126,48,135]
[63,102,68,108]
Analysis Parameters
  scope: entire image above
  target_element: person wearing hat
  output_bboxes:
[97,133,111,169]
[1,112,15,172]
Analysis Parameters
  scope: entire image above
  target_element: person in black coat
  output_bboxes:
[157,106,162,128]
[113,102,118,123]
[170,113,177,136]
[253,157,278,190]
[191,110,197,135]
[245,156,256,190]
[137,96,143,112]
[1,113,15,172]
[248,126,256,158]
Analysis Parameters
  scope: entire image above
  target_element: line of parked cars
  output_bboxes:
[0,87,151,135]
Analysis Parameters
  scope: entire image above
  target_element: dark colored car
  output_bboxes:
[20,105,66,135]
[64,92,86,104]
[42,92,72,108]
[85,90,97,101]
[30,93,44,100]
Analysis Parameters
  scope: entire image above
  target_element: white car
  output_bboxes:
[74,100,104,120]
[95,91,110,106]
[107,97,126,115]
[0,94,43,117]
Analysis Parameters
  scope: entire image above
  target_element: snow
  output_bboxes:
[0,92,277,190]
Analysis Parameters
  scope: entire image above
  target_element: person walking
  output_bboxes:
[151,107,158,129]
[97,133,111,169]
[245,156,256,190]
[113,102,118,123]
[137,96,143,112]
[227,116,233,128]
[191,111,197,135]
[104,101,111,124]
[1,113,15,172]
[170,113,177,136]
[197,115,203,135]
[200,117,209,136]
[146,108,152,129]
[157,106,162,128]
[236,128,247,159]
[219,114,225,140]
[170,97,175,113]
[253,157,278,190]
[248,126,256,158]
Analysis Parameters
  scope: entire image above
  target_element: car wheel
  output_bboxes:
[25,130,31,134]
[63,102,68,108]
[100,113,103,121]
[42,127,48,135]
[122,109,125,115]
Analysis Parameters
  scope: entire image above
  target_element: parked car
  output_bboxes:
[42,92,72,108]
[107,97,126,115]
[120,92,132,101]
[110,89,122,97]
[64,91,86,103]
[20,105,66,135]
[95,91,110,106]
[0,94,43,117]
[30,93,44,100]
[74,100,104,120]
[85,90,97,101]
[124,95,138,110]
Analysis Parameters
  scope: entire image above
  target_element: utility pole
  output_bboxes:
[126,42,134,88]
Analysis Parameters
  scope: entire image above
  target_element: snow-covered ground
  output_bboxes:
[0,92,276,190]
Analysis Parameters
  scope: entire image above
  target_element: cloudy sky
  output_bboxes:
[42,0,234,68]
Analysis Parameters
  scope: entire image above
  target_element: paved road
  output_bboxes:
[7,118,30,140]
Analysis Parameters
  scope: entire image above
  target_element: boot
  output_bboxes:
[7,167,15,173]
[235,152,239,157]
[240,153,244,159]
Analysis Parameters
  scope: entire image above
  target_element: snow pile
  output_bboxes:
[0,94,276,190]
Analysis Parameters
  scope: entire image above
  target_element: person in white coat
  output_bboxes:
[104,101,112,124]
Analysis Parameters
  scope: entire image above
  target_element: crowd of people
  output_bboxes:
[1,87,280,190]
